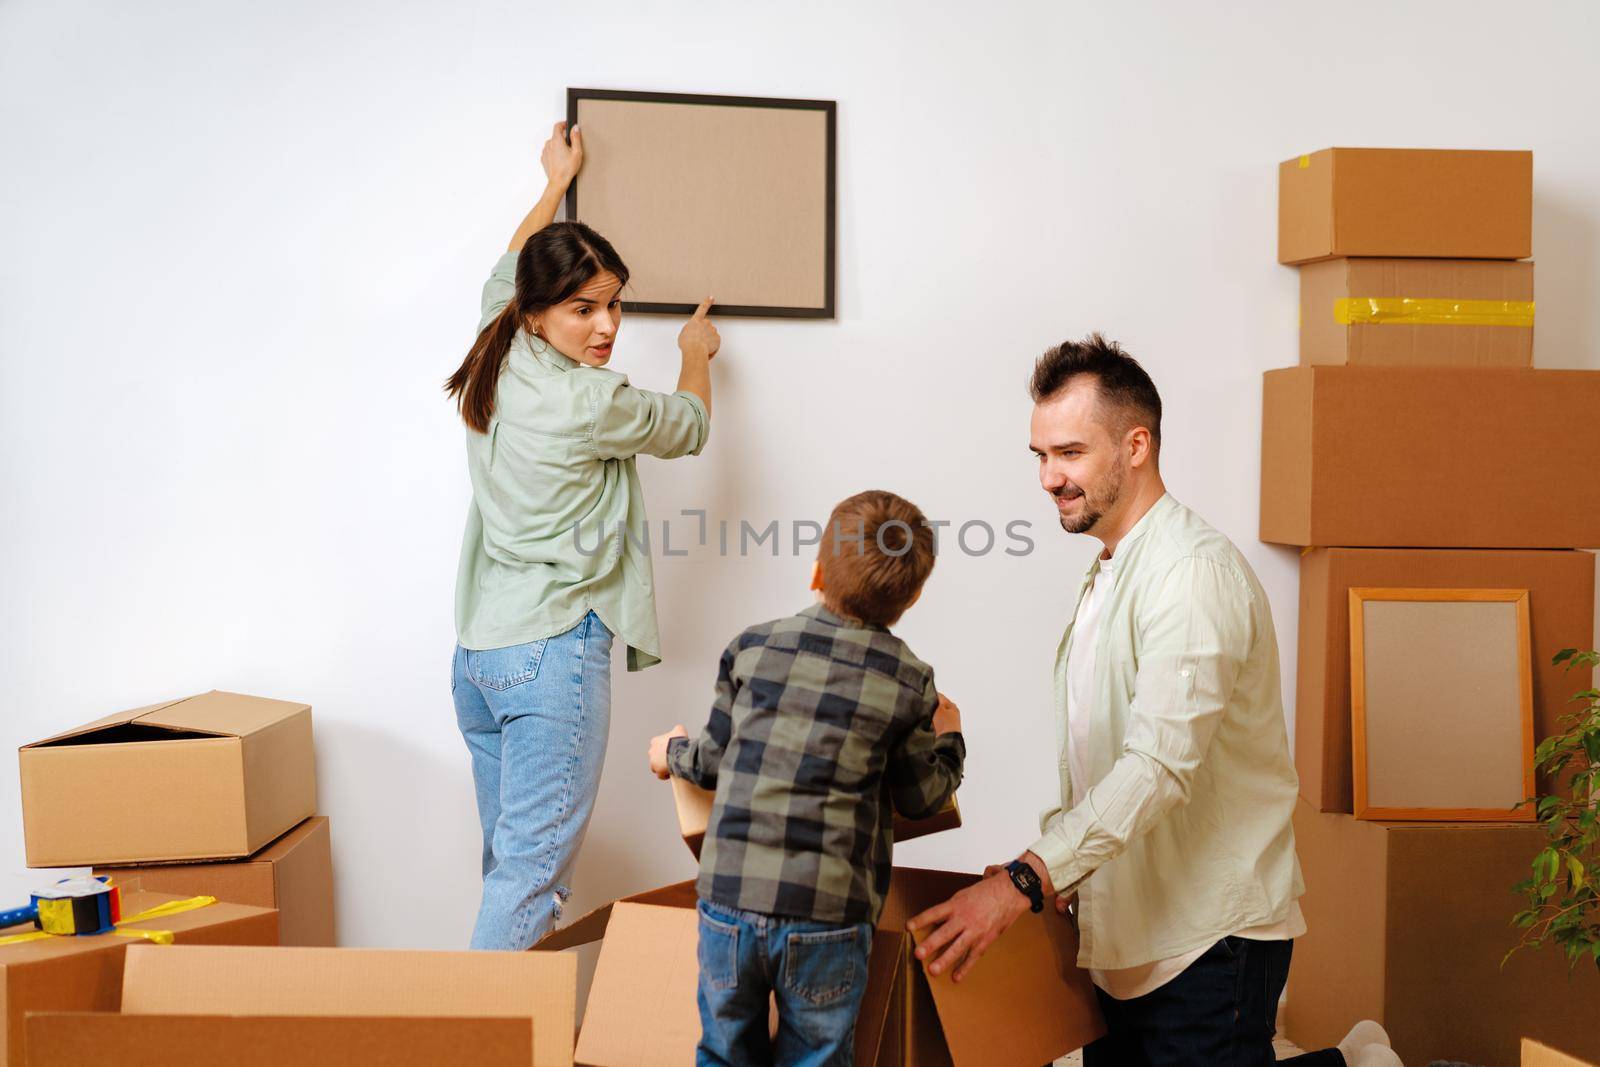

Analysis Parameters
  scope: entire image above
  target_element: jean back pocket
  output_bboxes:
[466,639,548,692]
[697,902,741,992]
[782,924,867,1007]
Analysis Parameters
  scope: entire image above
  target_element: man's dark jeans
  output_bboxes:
[1082,937,1346,1067]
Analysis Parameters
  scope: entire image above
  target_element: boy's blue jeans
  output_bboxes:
[695,898,874,1067]
[452,611,613,950]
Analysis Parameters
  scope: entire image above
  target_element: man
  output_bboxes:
[907,336,1397,1066]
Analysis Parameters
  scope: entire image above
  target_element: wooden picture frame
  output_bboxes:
[1348,587,1535,822]
[565,88,837,318]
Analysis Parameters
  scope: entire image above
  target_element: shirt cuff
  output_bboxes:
[665,735,691,777]
[673,391,710,456]
[1028,821,1090,894]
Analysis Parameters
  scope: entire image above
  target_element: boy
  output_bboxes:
[648,490,965,1067]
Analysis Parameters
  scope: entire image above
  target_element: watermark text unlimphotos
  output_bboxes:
[572,510,1038,559]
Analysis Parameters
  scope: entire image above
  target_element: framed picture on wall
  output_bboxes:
[564,87,836,318]
[1348,587,1536,822]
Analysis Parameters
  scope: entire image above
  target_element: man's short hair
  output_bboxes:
[1029,333,1163,452]
[818,490,936,627]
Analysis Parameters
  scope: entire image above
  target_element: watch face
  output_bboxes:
[1010,862,1040,891]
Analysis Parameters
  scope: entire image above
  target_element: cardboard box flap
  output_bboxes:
[137,690,311,738]
[20,691,306,749]
[571,903,701,1067]
[1524,1039,1598,1067]
[120,944,576,1067]
[21,697,192,748]
[909,896,1105,1064]
[532,901,616,952]
[531,879,698,952]
[24,1013,534,1067]
[624,880,699,909]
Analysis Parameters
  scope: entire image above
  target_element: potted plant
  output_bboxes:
[1508,649,1600,972]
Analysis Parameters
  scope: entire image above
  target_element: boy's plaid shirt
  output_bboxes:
[667,603,965,925]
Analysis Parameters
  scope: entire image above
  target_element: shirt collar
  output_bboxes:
[521,331,582,373]
[1106,492,1175,560]
[1081,492,1176,581]
[800,602,889,633]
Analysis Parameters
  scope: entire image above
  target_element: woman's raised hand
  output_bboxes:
[678,297,721,360]
[540,121,584,189]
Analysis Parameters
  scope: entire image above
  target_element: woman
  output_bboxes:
[445,121,719,950]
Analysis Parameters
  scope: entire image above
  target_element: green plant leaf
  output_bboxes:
[1539,848,1561,881]
[1511,649,1600,967]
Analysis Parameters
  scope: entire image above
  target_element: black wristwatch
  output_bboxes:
[1004,859,1044,913]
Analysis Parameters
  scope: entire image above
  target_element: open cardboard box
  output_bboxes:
[533,868,1104,1066]
[22,943,578,1067]
[0,891,277,1067]
[19,690,317,867]
[95,816,336,947]
[670,776,963,859]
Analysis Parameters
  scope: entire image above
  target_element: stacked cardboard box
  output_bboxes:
[16,691,334,946]
[4,691,340,1064]
[93,817,335,949]
[1286,800,1600,1066]
[9,690,595,1063]
[1265,149,1599,1064]
[529,780,1106,1065]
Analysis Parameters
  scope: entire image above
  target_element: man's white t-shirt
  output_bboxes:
[1066,553,1305,1000]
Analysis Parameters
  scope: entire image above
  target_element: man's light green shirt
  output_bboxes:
[1029,494,1305,970]
[454,252,708,670]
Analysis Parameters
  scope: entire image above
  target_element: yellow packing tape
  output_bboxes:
[35,897,79,934]
[1335,297,1535,327]
[1298,154,1310,169]
[118,896,218,924]
[0,895,214,948]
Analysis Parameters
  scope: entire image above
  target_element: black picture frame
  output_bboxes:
[565,87,837,319]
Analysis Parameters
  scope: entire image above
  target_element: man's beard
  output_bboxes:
[1056,463,1125,535]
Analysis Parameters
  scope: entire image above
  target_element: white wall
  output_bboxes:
[4,0,1599,960]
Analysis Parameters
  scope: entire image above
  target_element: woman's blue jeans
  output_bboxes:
[452,611,613,950]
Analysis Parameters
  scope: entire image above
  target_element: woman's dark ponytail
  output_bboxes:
[446,297,523,435]
[445,221,630,434]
